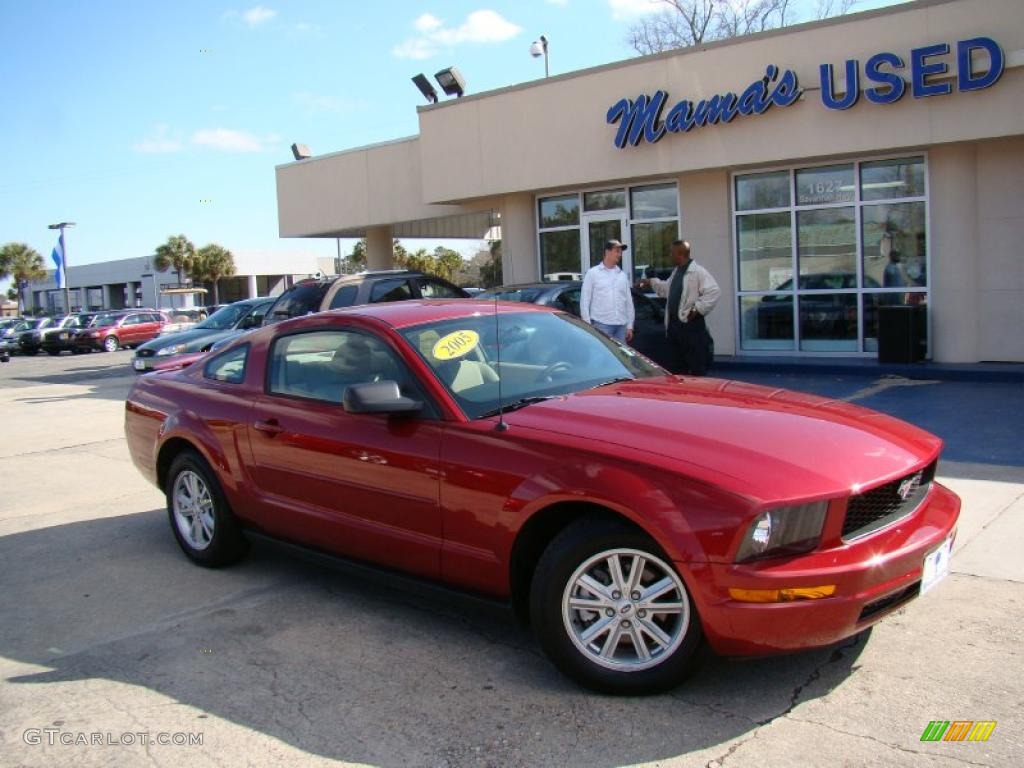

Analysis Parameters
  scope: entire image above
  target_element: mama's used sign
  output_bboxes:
[607,37,1003,149]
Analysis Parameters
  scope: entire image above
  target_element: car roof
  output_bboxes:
[335,299,555,329]
[482,281,580,291]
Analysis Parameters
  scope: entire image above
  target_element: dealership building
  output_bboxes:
[276,0,1022,363]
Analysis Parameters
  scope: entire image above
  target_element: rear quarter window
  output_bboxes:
[328,284,359,309]
[203,344,249,384]
[266,283,332,323]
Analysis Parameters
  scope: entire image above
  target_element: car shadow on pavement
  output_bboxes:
[4,366,135,403]
[1,510,869,767]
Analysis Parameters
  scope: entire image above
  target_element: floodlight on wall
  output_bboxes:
[434,66,466,98]
[412,73,439,104]
[291,143,312,160]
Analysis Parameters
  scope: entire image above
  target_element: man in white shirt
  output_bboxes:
[580,239,634,344]
[641,240,720,375]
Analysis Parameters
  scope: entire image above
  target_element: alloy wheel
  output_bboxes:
[172,470,216,551]
[561,548,690,672]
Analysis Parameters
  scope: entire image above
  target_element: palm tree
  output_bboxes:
[0,242,48,313]
[192,243,237,305]
[153,234,196,286]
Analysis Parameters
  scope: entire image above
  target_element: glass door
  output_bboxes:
[582,215,629,277]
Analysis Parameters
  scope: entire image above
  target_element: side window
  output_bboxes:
[370,279,414,303]
[203,344,249,384]
[122,315,140,326]
[328,284,359,309]
[268,330,429,411]
[419,278,464,299]
[556,289,582,317]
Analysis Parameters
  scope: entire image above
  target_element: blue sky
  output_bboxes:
[0,0,906,290]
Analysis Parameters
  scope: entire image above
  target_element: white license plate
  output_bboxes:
[133,358,147,371]
[920,535,953,595]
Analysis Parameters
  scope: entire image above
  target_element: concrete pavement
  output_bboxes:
[0,352,1020,767]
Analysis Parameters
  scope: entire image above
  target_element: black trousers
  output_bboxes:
[667,315,712,376]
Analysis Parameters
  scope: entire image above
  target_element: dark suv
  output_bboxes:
[264,270,469,325]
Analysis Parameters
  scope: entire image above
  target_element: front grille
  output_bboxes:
[137,349,156,358]
[858,581,920,623]
[842,462,936,541]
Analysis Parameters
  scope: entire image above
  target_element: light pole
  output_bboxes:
[48,221,75,314]
[530,35,549,78]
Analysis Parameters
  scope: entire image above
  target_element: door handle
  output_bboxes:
[253,418,284,437]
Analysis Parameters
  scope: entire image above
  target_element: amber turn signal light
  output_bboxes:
[728,585,837,603]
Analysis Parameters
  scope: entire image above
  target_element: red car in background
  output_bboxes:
[74,310,166,352]
[124,301,959,693]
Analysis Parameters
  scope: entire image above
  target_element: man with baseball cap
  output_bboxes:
[581,239,634,343]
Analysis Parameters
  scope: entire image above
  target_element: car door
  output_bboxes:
[247,325,444,578]
[118,314,141,344]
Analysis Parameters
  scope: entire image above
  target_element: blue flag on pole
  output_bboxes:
[51,233,65,289]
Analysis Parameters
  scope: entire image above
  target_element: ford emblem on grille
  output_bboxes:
[897,474,921,501]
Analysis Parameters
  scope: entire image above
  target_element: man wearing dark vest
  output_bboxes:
[642,240,721,376]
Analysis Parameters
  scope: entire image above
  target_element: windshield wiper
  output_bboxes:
[589,376,634,389]
[479,395,563,418]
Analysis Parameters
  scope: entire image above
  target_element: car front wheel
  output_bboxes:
[103,335,119,352]
[530,519,702,694]
[165,450,249,567]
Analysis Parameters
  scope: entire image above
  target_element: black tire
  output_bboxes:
[165,450,249,567]
[530,518,703,694]
[103,335,119,352]
[47,349,61,356]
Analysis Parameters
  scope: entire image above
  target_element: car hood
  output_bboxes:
[137,327,231,352]
[503,376,942,503]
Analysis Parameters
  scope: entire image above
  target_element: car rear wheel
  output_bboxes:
[530,518,702,694]
[166,450,248,567]
[103,335,119,352]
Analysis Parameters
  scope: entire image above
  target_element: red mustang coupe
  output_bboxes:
[125,301,959,693]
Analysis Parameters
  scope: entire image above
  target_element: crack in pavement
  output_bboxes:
[0,436,126,461]
[787,715,995,767]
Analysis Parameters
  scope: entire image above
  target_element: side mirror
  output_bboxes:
[343,380,422,415]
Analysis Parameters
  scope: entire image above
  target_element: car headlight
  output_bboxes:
[156,343,187,356]
[735,501,829,562]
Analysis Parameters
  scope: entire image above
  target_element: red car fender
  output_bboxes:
[155,409,245,502]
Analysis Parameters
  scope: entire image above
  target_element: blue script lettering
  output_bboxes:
[606,92,668,148]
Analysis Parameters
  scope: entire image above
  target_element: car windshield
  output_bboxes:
[196,303,250,330]
[400,311,664,420]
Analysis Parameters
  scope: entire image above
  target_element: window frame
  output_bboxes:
[202,343,250,385]
[732,152,930,357]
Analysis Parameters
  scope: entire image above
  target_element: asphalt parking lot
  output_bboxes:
[0,351,1021,767]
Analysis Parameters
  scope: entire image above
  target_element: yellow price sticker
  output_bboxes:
[432,330,480,361]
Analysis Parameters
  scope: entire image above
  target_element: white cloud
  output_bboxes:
[392,9,522,60]
[414,13,443,33]
[292,21,320,35]
[608,0,662,20]
[134,124,182,154]
[242,6,276,27]
[192,128,267,153]
[546,0,569,6]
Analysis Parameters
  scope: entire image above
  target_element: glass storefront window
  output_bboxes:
[735,156,928,356]
[796,207,856,288]
[862,202,927,289]
[583,189,626,211]
[540,229,581,278]
[736,171,790,211]
[795,164,855,206]
[740,294,794,351]
[630,183,678,220]
[861,157,925,201]
[539,194,579,228]
[799,293,858,352]
[631,221,678,281]
[737,212,792,291]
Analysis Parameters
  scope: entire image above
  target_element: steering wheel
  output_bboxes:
[537,360,573,383]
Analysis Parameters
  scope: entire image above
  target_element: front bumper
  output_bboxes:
[684,482,960,656]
